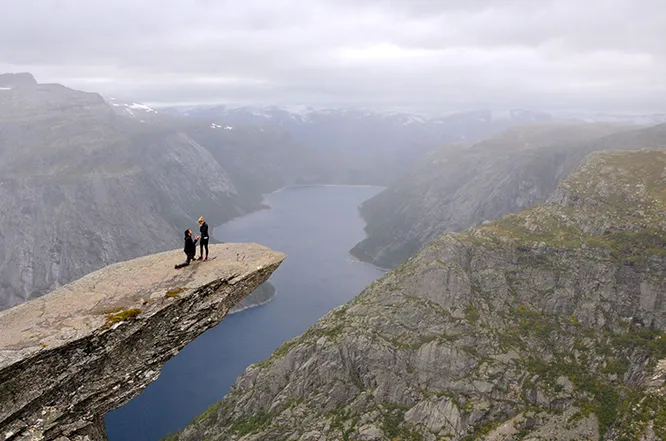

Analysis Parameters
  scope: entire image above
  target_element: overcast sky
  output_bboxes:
[1,0,665,113]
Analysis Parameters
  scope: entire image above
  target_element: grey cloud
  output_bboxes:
[1,0,665,113]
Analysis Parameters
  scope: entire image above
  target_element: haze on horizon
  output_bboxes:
[1,0,665,115]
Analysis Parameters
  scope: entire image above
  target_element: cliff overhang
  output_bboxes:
[0,243,286,441]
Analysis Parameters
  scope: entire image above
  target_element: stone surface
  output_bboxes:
[175,150,666,441]
[0,243,285,441]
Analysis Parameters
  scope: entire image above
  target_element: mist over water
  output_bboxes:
[105,185,385,441]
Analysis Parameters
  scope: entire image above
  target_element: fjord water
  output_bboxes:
[105,185,385,441]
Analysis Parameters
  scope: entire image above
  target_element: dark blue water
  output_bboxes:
[105,185,385,441]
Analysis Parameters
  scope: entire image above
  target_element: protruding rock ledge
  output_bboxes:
[0,243,286,441]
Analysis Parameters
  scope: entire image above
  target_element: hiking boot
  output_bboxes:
[198,256,203,260]
[205,256,208,261]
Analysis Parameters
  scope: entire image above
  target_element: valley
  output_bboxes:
[1,72,665,441]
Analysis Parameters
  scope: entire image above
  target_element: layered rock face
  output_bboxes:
[351,122,666,268]
[176,150,665,441]
[0,243,285,441]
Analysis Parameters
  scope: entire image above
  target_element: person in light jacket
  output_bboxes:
[198,216,209,260]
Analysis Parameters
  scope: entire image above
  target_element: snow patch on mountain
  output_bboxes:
[126,102,157,113]
[105,97,159,118]
[209,123,233,130]
[250,110,272,118]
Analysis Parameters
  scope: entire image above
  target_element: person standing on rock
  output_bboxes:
[198,216,209,260]
[175,229,199,269]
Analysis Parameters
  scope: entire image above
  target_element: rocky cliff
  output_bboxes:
[0,243,285,441]
[351,122,665,269]
[175,149,665,441]
[0,74,263,309]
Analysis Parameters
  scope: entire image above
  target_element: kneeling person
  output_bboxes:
[175,229,199,269]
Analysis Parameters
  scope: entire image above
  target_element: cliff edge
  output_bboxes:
[0,243,286,441]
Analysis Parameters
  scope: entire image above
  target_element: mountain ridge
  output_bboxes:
[350,121,663,268]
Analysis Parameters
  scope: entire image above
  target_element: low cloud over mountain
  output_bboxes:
[1,0,665,113]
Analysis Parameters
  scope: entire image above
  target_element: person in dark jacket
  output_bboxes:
[175,229,199,269]
[198,216,209,260]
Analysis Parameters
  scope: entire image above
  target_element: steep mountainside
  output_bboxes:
[351,122,663,268]
[174,149,666,441]
[0,74,260,309]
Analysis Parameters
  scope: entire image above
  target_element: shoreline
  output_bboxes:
[264,183,384,197]
[228,291,277,315]
[347,253,391,272]
[262,184,386,205]
[212,183,385,232]
[215,184,389,317]
[228,282,278,315]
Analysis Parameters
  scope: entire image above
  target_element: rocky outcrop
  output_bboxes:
[175,150,665,441]
[0,243,286,441]
[351,122,665,268]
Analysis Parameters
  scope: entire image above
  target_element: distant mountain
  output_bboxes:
[105,99,348,195]
[107,97,160,120]
[0,75,289,310]
[554,111,666,126]
[350,121,653,268]
[165,105,554,155]
[162,105,555,184]
[165,118,329,198]
[0,72,37,88]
